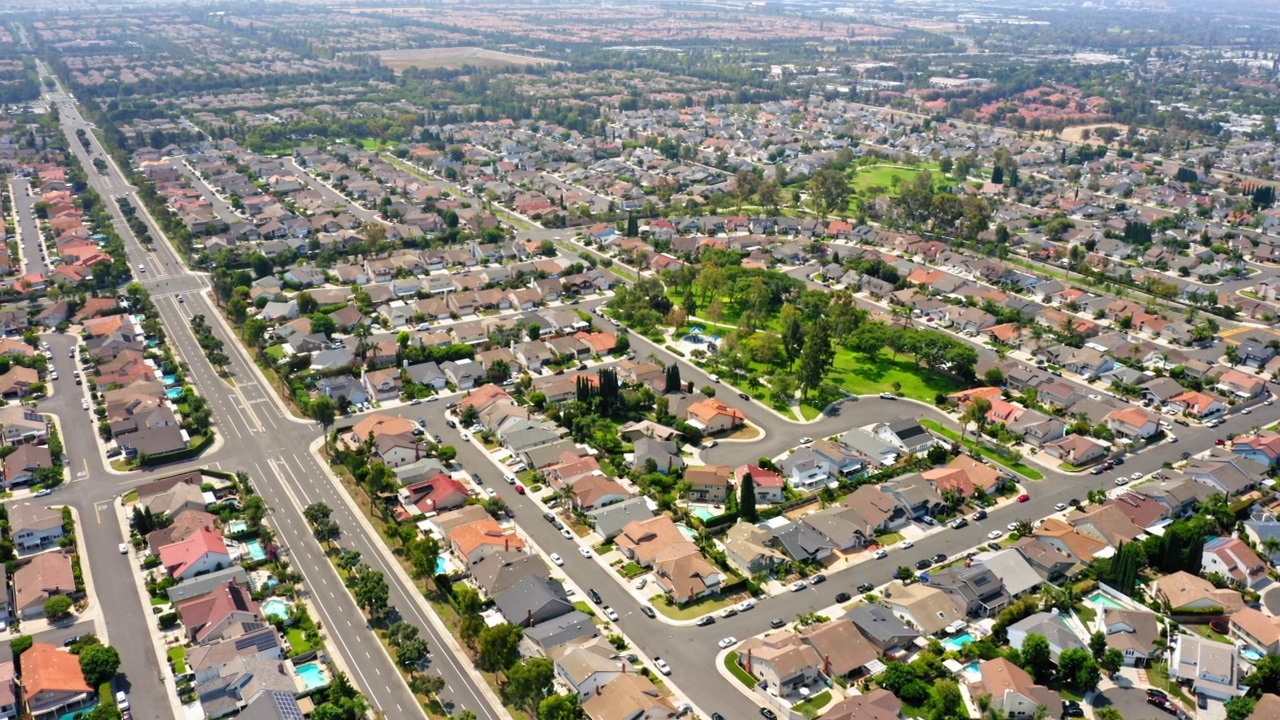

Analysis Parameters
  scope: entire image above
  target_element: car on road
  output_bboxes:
[932,554,947,564]
[1112,456,1124,466]
[972,509,988,521]
[712,714,725,720]
[1090,466,1105,475]
[35,488,52,497]
[1017,493,1030,502]
[900,539,914,549]
[50,371,58,381]
[602,606,619,621]
[770,618,787,629]
[1167,434,1178,443]
[515,484,526,495]
[951,517,969,529]
[505,475,517,484]
[760,709,778,720]
[1055,502,1068,511]
[504,507,515,519]
[634,577,647,590]
[790,581,807,592]
[82,399,90,410]
[1007,522,1019,532]
[459,432,471,442]
[738,392,749,400]
[653,657,671,675]
[857,582,875,593]
[640,605,656,618]
[809,574,826,585]
[560,528,573,539]
[1062,701,1084,718]
[115,691,129,711]
[118,543,129,554]
[988,530,1004,540]
[915,558,933,570]
[587,588,603,604]
[1115,476,1130,486]
[550,553,564,566]
[872,548,888,559]
[484,488,497,498]
[736,599,755,612]
[799,437,813,445]
[879,392,897,400]
[836,590,855,603]
[543,512,556,523]
[409,398,421,406]
[578,547,593,558]
[696,616,716,627]
[1068,498,1080,507]
[718,637,737,649]
[1243,407,1253,414]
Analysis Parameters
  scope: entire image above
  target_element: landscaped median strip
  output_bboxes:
[920,419,1044,480]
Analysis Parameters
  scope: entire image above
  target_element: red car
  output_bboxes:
[515,484,526,495]
[1017,493,1030,503]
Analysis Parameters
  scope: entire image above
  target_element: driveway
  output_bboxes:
[1093,687,1169,720]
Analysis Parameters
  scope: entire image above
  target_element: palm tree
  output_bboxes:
[1262,536,1280,559]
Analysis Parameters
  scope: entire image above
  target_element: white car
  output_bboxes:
[988,529,1004,540]
[1243,407,1253,415]
[653,657,671,675]
[485,488,497,498]
[459,432,471,442]
[1007,522,1019,532]
[899,540,914,549]
[634,577,647,590]
[118,543,129,554]
[790,581,807,592]
[707,374,720,383]
[873,548,888,559]
[736,599,755,612]
[718,637,737,649]
[82,398,90,410]
[505,475,517,484]
[1054,502,1068,511]
[1131,471,1144,480]
[1115,476,1130,486]
[578,547,593,558]
[560,528,573,540]
[550,553,564,566]
[799,437,814,445]
[50,371,58,381]
[602,606,619,621]
[115,691,129,711]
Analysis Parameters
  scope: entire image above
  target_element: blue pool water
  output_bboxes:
[959,661,982,683]
[296,662,329,691]
[262,598,290,620]
[166,387,183,400]
[244,539,266,562]
[690,326,706,334]
[436,557,447,574]
[227,520,248,534]
[162,374,178,386]
[1087,591,1126,609]
[1243,648,1263,663]
[942,633,975,652]
[147,339,158,348]
[690,507,718,521]
[675,523,697,541]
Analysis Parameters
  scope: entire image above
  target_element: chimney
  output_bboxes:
[746,648,752,674]
[505,536,510,551]
[595,684,602,696]
[527,609,533,627]
[824,655,830,677]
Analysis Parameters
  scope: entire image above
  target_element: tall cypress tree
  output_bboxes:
[740,471,758,522]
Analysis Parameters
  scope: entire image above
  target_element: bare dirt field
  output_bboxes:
[1060,122,1129,144]
[374,47,558,73]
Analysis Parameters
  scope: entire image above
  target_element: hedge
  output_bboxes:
[139,433,215,467]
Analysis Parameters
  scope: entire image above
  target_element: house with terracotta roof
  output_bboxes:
[967,657,1061,720]
[1202,536,1268,590]
[1065,505,1146,548]
[1042,434,1108,466]
[1229,607,1280,657]
[0,366,37,400]
[614,516,689,568]
[176,580,262,643]
[1217,368,1267,399]
[344,413,416,448]
[12,552,75,620]
[683,398,745,435]
[0,661,14,720]
[734,464,785,504]
[396,473,470,517]
[1105,406,1159,441]
[569,475,631,512]
[450,518,526,566]
[1153,571,1244,614]
[1168,390,1226,419]
[21,643,93,720]
[1031,519,1108,563]
[819,688,902,720]
[1233,432,1280,467]
[158,527,231,581]
[581,672,677,720]
[797,619,880,681]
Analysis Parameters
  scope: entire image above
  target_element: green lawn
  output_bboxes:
[722,652,756,688]
[572,601,596,618]
[1191,623,1231,644]
[874,532,904,546]
[1073,602,1096,625]
[919,419,1044,480]
[122,489,138,504]
[1149,662,1194,706]
[794,690,832,716]
[264,345,285,362]
[619,562,647,579]
[167,646,186,674]
[286,628,313,655]
[829,348,964,402]
[849,163,939,194]
[653,594,735,620]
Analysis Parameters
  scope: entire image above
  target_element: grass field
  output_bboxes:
[374,47,558,73]
[828,347,963,401]
[849,163,941,194]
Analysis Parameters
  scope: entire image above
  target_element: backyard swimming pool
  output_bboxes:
[942,633,975,652]
[436,557,447,574]
[161,374,178,386]
[675,523,697,541]
[165,387,183,400]
[295,662,330,691]
[227,520,248,535]
[1086,591,1126,609]
[262,598,290,620]
[690,507,718,521]
[959,661,982,683]
[243,539,266,562]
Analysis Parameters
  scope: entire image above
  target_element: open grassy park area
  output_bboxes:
[827,347,963,401]
[849,162,941,194]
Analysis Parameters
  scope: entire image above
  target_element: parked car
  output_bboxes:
[857,583,874,593]
[836,591,853,602]
[809,574,826,585]
[718,637,737,649]
[770,618,786,629]
[951,517,969,529]
[550,553,564,566]
[587,588,603,604]
[653,658,671,675]
[696,616,716,627]
[640,605,656,618]
[915,558,933,570]
[873,548,888,559]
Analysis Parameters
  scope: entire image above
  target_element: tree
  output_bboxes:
[779,304,806,367]
[79,644,121,686]
[983,368,1005,388]
[809,166,850,217]
[406,535,441,578]
[1094,708,1123,720]
[1020,633,1054,684]
[396,637,429,669]
[1100,648,1125,677]
[353,567,390,621]
[44,595,73,622]
[410,673,446,698]
[9,635,32,658]
[1245,655,1280,696]
[311,395,336,435]
[1058,648,1100,692]
[312,517,340,545]
[1225,696,1257,720]
[740,471,758,522]
[537,694,580,720]
[304,502,333,526]
[505,658,555,713]
[1089,631,1108,660]
[477,624,523,672]
[797,319,834,397]
[930,679,965,720]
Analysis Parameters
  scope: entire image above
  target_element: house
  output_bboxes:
[1100,608,1161,667]
[1032,519,1109,564]
[586,497,655,542]
[797,619,880,680]
[765,518,835,563]
[1235,340,1276,370]
[570,476,631,512]
[923,565,1010,617]
[1152,571,1244,614]
[1012,537,1082,584]
[1065,504,1146,548]
[12,552,75,620]
[9,502,65,552]
[494,574,574,628]
[736,464,786,504]
[1201,536,1268,589]
[684,398,745,434]
[450,518,526,566]
[1229,607,1280,657]
[550,637,625,702]
[1007,612,1086,661]
[684,464,731,504]
[971,549,1043,598]
[176,580,262,643]
[1170,633,1240,701]
[522,610,600,658]
[361,368,403,403]
[581,672,677,720]
[880,580,967,636]
[1042,434,1108,466]
[874,419,935,455]
[807,439,868,477]
[187,625,283,684]
[652,545,723,604]
[158,527,232,581]
[780,447,833,492]
[802,506,874,551]
[3,444,51,489]
[20,643,94,720]
[1105,406,1159,441]
[1183,459,1260,497]
[1218,368,1267,399]
[0,661,14,720]
[631,437,684,474]
[0,406,47,446]
[845,603,920,652]
[735,631,825,695]
[967,658,1062,720]
[470,551,548,599]
[195,654,296,719]
[819,688,903,720]
[1233,432,1280,468]
[722,521,785,576]
[1168,390,1226,419]
[0,366,38,399]
[840,485,910,535]
[615,516,688,567]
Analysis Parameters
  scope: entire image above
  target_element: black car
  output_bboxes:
[770,618,786,629]
[738,392,749,400]
[640,605,656,618]
[1061,701,1084,719]
[587,588,603,604]
[836,592,853,602]
[809,574,827,585]
[446,419,457,429]
[712,714,725,720]
[972,509,988,520]
[62,636,80,647]
[932,553,947,564]
[1112,456,1125,466]
[857,583,875,593]
[1068,498,1080,507]
[504,507,515,518]
[543,512,556,523]
[760,709,778,720]
[696,616,716,627]
[915,558,933,570]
